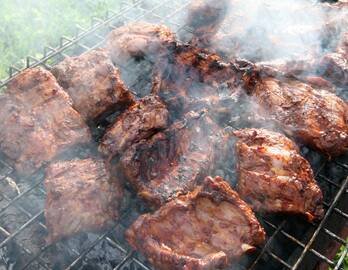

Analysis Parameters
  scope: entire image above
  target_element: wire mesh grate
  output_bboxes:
[0,1,347,270]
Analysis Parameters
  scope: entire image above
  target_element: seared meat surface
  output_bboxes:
[320,32,348,87]
[154,44,239,92]
[99,95,169,158]
[105,22,176,65]
[126,176,265,270]
[120,111,217,207]
[105,23,240,119]
[153,44,240,118]
[241,64,348,157]
[45,158,123,244]
[52,49,135,122]
[0,68,91,176]
[185,0,229,48]
[234,128,324,221]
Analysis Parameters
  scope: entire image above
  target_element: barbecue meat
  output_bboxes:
[126,176,265,270]
[45,158,123,244]
[105,22,176,65]
[241,63,348,157]
[0,68,91,176]
[233,128,324,221]
[153,44,240,119]
[120,111,217,207]
[99,95,169,158]
[320,32,348,87]
[156,44,239,91]
[52,49,135,122]
[185,0,229,48]
[319,53,348,86]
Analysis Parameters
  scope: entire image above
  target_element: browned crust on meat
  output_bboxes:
[233,128,324,221]
[98,95,169,158]
[240,63,348,157]
[120,111,217,207]
[126,176,265,270]
[52,48,135,122]
[0,68,91,176]
[105,22,176,65]
[45,158,123,244]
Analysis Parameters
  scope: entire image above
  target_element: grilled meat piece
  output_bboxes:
[233,128,324,221]
[185,0,229,48]
[120,111,217,207]
[105,22,176,65]
[0,68,91,176]
[126,176,265,270]
[99,95,169,158]
[241,63,348,157]
[320,32,348,87]
[160,44,239,89]
[45,158,123,244]
[252,59,337,93]
[153,44,240,118]
[52,49,135,122]
[320,53,348,86]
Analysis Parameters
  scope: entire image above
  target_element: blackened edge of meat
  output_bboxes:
[126,176,265,270]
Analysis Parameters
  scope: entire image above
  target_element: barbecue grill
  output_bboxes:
[0,0,347,269]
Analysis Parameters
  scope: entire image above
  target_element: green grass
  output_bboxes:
[329,237,348,270]
[0,0,122,79]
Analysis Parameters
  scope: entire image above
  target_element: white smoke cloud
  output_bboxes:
[214,0,347,62]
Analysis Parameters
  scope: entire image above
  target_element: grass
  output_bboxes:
[0,0,122,80]
[329,237,348,270]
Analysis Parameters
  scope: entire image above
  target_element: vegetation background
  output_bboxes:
[0,0,122,79]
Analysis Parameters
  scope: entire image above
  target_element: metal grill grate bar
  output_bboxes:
[292,177,348,270]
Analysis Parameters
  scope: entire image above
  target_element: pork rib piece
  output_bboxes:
[240,63,348,157]
[126,176,265,270]
[105,22,176,65]
[99,95,169,158]
[45,158,123,244]
[0,68,91,176]
[120,111,217,207]
[233,128,324,221]
[52,49,135,122]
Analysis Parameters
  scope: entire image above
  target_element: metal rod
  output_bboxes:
[0,0,145,89]
[248,220,286,270]
[0,210,43,248]
[292,177,348,270]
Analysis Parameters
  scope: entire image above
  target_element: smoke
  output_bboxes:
[213,0,348,62]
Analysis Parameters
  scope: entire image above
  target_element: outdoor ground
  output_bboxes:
[0,0,121,79]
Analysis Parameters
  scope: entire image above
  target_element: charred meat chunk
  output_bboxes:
[126,176,265,270]
[120,111,217,207]
[52,49,135,122]
[241,64,348,157]
[45,158,123,244]
[234,128,324,221]
[185,0,229,48]
[156,44,239,91]
[153,44,240,118]
[105,22,176,65]
[99,95,169,158]
[320,32,348,87]
[320,52,348,86]
[0,68,91,176]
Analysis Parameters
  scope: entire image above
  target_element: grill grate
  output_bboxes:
[0,1,347,270]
